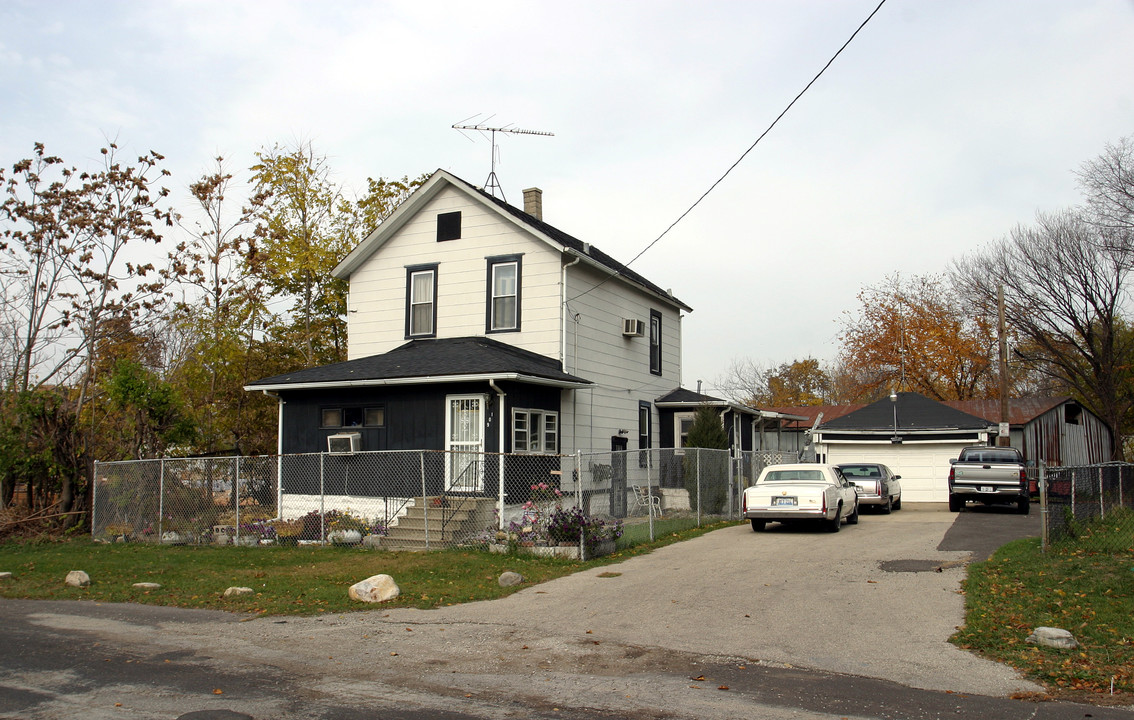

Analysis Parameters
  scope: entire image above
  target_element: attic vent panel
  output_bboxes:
[437,211,461,242]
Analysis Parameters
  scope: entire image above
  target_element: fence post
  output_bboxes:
[1098,466,1105,520]
[319,453,326,546]
[730,453,739,521]
[647,450,655,541]
[235,455,242,544]
[498,450,506,531]
[1039,461,1048,552]
[158,458,165,540]
[91,460,99,539]
[421,452,429,550]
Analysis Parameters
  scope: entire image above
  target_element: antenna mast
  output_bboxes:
[453,116,553,201]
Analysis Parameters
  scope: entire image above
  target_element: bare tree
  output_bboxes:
[952,209,1134,458]
[1076,135,1134,241]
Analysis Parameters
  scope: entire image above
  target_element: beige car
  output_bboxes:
[742,463,860,533]
[835,462,902,514]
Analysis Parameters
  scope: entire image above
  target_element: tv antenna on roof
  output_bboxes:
[453,115,553,202]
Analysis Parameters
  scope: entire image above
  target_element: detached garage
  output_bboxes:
[812,393,992,503]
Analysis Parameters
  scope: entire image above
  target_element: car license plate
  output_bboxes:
[772,496,797,507]
[980,486,994,493]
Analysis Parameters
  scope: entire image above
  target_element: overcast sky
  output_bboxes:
[2,0,1132,395]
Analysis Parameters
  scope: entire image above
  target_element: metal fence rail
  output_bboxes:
[1040,461,1134,551]
[92,448,800,550]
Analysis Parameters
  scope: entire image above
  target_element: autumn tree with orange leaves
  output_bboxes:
[837,273,1002,401]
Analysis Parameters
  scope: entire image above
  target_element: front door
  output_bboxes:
[446,395,486,492]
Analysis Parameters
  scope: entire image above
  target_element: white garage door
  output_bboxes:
[824,442,972,503]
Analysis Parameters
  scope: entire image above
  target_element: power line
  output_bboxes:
[568,0,888,304]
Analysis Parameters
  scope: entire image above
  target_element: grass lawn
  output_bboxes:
[0,519,732,616]
[952,508,1134,704]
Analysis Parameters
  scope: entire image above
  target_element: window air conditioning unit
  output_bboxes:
[327,432,361,455]
[622,318,645,337]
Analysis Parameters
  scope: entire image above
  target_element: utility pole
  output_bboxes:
[997,285,1010,447]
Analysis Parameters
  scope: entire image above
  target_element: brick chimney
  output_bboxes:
[522,187,543,221]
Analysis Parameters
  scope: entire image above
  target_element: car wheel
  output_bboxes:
[1017,496,1030,515]
[948,494,962,512]
[750,518,766,532]
[847,499,859,524]
[880,495,892,514]
[826,506,842,533]
[893,494,902,511]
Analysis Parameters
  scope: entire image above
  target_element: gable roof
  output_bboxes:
[245,336,591,392]
[821,392,989,431]
[333,169,692,312]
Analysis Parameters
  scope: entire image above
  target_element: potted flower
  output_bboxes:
[547,507,587,546]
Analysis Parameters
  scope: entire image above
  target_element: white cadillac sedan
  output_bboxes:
[742,463,860,533]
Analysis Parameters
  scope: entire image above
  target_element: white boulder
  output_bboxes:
[348,574,400,603]
[498,571,524,587]
[223,586,254,598]
[1026,626,1080,649]
[65,570,90,587]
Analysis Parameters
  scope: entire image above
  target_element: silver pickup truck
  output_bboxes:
[948,446,1029,514]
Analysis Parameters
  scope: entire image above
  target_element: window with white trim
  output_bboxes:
[487,256,521,332]
[513,409,558,454]
[406,265,437,337]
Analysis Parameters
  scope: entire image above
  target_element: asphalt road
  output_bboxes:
[2,503,1130,720]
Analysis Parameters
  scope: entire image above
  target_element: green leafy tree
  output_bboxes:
[682,405,730,515]
[251,142,352,367]
[104,359,195,459]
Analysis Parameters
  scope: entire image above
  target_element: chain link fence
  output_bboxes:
[1040,462,1134,551]
[92,447,799,550]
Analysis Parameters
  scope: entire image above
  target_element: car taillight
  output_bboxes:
[1019,468,1027,486]
[742,492,747,513]
[948,467,955,482]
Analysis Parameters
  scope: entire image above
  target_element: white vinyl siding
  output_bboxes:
[345,187,561,359]
[556,261,681,454]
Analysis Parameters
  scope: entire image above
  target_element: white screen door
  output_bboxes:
[445,395,485,491]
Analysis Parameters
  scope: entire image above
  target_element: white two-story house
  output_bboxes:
[247,169,691,504]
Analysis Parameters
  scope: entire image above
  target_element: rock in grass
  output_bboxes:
[0,572,12,580]
[65,570,91,587]
[348,574,400,603]
[498,571,524,587]
[1026,626,1080,649]
[133,582,161,589]
[223,586,254,598]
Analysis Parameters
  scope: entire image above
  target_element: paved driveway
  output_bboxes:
[381,504,1043,696]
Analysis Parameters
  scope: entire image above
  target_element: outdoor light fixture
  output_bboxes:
[890,391,902,444]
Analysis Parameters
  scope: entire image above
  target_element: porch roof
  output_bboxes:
[655,388,807,422]
[245,336,592,392]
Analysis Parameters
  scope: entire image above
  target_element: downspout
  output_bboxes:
[561,255,581,372]
[261,389,285,519]
[562,254,581,454]
[489,379,506,530]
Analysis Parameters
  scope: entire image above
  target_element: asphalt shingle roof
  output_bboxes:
[821,392,989,431]
[247,336,590,388]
